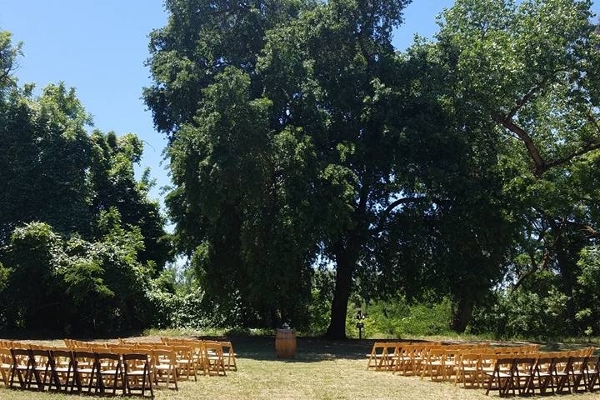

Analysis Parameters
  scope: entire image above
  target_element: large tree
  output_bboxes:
[145,0,323,327]
[429,0,600,332]
[256,0,513,336]
[146,0,510,338]
[147,0,452,337]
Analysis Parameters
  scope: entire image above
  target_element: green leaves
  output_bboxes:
[146,0,600,337]
[0,28,172,334]
[0,30,21,90]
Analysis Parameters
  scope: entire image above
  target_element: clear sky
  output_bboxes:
[0,0,597,210]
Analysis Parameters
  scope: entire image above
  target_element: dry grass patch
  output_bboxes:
[0,336,597,400]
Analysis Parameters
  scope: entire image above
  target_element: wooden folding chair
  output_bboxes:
[9,348,33,389]
[568,356,589,393]
[420,347,446,381]
[553,355,573,394]
[0,347,11,387]
[485,356,515,396]
[123,353,154,398]
[479,352,497,382]
[454,352,482,388]
[220,341,237,371]
[172,345,197,381]
[203,341,227,377]
[49,349,75,392]
[367,342,387,370]
[367,342,398,371]
[152,348,178,390]
[444,345,462,380]
[394,344,425,376]
[512,356,537,396]
[186,340,206,376]
[585,355,599,392]
[31,348,61,391]
[72,351,98,394]
[533,355,555,395]
[394,344,417,376]
[95,352,123,395]
[411,344,432,377]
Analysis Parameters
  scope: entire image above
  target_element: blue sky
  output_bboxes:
[0,0,597,211]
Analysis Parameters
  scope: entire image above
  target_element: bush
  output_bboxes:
[344,298,454,339]
[470,285,569,340]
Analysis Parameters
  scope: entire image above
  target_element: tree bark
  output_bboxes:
[451,295,475,333]
[324,238,360,340]
[554,232,577,331]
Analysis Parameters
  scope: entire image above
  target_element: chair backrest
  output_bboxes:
[72,351,98,369]
[494,356,515,373]
[10,348,31,366]
[29,348,52,367]
[51,349,74,365]
[152,348,177,364]
[0,347,11,362]
[569,356,588,373]
[122,353,151,373]
[535,355,554,370]
[95,352,121,366]
[123,353,151,362]
[513,356,536,374]
[204,341,224,352]
[459,352,481,367]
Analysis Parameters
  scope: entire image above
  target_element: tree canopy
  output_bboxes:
[146,0,600,339]
[0,29,173,334]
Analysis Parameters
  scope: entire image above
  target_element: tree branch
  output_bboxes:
[492,114,547,176]
[586,108,600,137]
[373,195,443,234]
[544,142,600,171]
[513,248,551,290]
[505,82,546,121]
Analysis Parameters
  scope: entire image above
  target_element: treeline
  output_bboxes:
[1,0,600,341]
[0,31,172,335]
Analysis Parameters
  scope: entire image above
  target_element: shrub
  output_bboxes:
[344,297,454,339]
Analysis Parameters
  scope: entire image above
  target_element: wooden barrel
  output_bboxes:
[275,328,297,358]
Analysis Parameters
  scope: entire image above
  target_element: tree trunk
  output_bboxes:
[549,219,578,333]
[554,234,576,330]
[451,295,474,333]
[324,241,357,340]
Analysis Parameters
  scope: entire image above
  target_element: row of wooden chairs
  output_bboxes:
[367,342,509,374]
[63,340,198,382]
[367,342,545,374]
[1,337,239,396]
[159,337,237,373]
[366,342,599,396]
[1,347,153,397]
[61,337,236,379]
[486,354,600,396]
[120,338,236,377]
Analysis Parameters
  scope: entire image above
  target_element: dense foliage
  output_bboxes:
[0,31,173,335]
[1,0,599,341]
[145,0,600,340]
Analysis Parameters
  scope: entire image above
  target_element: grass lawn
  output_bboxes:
[0,336,597,399]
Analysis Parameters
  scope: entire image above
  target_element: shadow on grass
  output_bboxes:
[193,335,416,363]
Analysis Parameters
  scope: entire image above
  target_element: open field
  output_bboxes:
[0,336,598,400]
